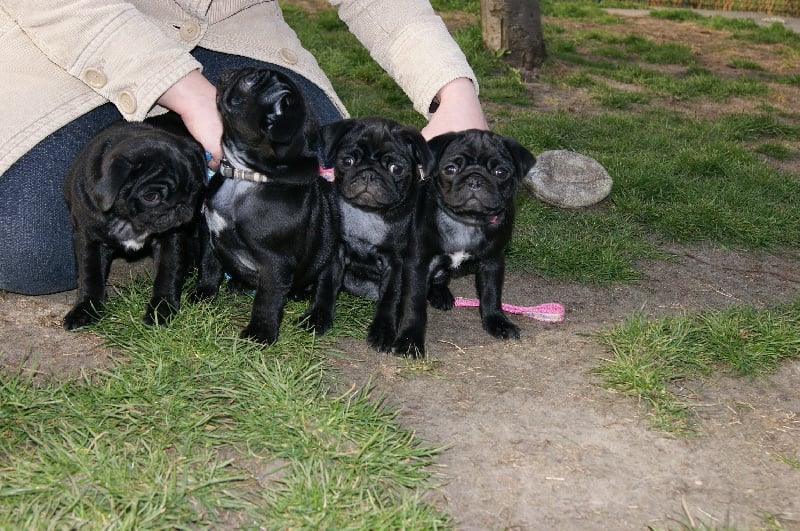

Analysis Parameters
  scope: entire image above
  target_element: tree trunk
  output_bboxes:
[480,0,546,75]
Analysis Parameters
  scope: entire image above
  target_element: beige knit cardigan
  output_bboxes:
[0,0,477,174]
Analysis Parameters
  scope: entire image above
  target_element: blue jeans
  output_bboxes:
[0,48,343,295]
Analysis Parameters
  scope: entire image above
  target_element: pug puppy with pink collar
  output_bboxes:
[319,117,432,351]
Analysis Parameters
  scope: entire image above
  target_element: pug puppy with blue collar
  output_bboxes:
[62,117,206,330]
[195,67,341,344]
[392,129,536,357]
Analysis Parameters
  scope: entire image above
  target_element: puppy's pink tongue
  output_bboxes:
[488,215,499,225]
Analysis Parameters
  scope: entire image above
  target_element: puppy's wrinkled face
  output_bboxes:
[217,67,310,169]
[322,118,431,210]
[429,130,536,224]
[95,133,205,237]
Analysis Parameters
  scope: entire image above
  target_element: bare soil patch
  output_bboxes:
[2,8,799,530]
[330,245,800,529]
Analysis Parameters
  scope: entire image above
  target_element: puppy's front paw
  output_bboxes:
[63,300,104,330]
[483,314,520,340]
[143,297,179,326]
[428,284,455,311]
[240,323,277,345]
[366,319,396,352]
[190,283,219,302]
[390,333,426,359]
[298,306,334,336]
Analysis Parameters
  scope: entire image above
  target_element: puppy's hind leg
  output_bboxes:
[63,234,112,330]
[427,268,455,311]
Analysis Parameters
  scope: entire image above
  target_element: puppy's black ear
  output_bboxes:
[398,126,434,180]
[427,132,459,162]
[178,140,208,195]
[503,137,537,180]
[92,156,133,212]
[217,68,243,90]
[318,119,359,167]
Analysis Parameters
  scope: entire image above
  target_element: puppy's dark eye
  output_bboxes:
[387,162,404,176]
[442,163,459,176]
[340,156,355,168]
[493,167,510,178]
[141,191,161,205]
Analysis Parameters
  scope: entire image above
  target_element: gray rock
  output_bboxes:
[523,150,613,208]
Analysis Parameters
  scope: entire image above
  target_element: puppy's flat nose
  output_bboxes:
[466,175,483,191]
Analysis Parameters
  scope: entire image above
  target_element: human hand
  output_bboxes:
[157,69,223,170]
[421,77,488,140]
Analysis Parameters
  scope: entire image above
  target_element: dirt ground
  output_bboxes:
[2,7,800,530]
[331,246,800,530]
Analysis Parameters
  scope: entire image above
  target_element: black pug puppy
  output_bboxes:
[319,117,433,351]
[62,118,206,330]
[392,129,536,357]
[195,67,341,344]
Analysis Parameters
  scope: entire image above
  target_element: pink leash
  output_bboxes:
[453,297,565,323]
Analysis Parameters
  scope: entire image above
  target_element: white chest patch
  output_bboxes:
[121,237,147,252]
[448,250,472,269]
[108,218,149,251]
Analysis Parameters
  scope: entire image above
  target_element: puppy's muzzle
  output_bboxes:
[344,170,394,207]
[450,171,503,212]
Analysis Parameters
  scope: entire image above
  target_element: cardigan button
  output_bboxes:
[82,67,107,88]
[179,20,201,42]
[278,48,298,64]
[118,91,138,115]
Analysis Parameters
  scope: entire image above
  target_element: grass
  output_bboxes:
[530,2,800,433]
[647,8,800,52]
[1,280,450,527]
[2,0,800,525]
[552,0,800,17]
[545,27,773,102]
[595,301,800,434]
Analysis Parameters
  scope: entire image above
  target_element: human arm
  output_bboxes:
[1,0,202,122]
[156,70,223,170]
[421,77,488,140]
[331,0,486,135]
